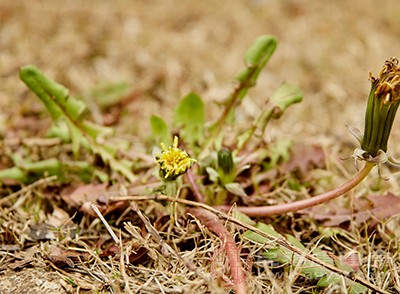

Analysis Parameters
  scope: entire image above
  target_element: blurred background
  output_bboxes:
[2,0,400,155]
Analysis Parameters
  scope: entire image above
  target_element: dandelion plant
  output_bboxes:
[216,57,400,217]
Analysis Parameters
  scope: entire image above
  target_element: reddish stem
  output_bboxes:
[188,208,247,294]
[186,169,204,203]
[213,162,374,217]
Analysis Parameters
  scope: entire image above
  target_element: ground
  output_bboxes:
[1,0,400,293]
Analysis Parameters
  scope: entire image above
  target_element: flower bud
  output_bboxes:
[217,148,235,184]
[361,57,400,157]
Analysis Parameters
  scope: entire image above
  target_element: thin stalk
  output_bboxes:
[185,169,204,203]
[90,203,120,246]
[165,179,180,234]
[213,162,374,217]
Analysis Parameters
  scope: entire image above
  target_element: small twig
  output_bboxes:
[110,194,389,294]
[90,203,120,246]
[213,162,374,217]
[189,208,247,294]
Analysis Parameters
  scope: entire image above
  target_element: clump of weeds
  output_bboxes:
[1,34,400,294]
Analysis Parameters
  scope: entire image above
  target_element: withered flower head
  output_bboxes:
[352,57,400,164]
[155,136,197,181]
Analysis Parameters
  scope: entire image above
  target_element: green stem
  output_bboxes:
[165,179,181,234]
[213,162,374,217]
[165,180,178,197]
[204,70,256,152]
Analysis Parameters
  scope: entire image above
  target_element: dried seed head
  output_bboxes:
[370,57,400,105]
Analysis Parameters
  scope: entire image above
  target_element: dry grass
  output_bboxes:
[2,0,400,293]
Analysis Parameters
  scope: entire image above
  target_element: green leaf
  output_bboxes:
[236,35,277,85]
[265,139,292,169]
[90,82,130,108]
[82,121,114,139]
[224,182,247,198]
[21,158,62,176]
[20,65,136,182]
[244,35,278,66]
[174,92,204,146]
[243,223,281,243]
[236,83,301,152]
[66,119,84,156]
[19,66,65,121]
[150,115,172,146]
[19,65,87,121]
[243,222,366,293]
[205,167,219,183]
[0,167,26,182]
[270,82,303,119]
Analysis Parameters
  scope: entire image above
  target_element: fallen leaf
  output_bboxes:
[311,193,400,227]
[46,206,71,227]
[47,245,89,267]
[62,184,127,215]
[7,259,34,270]
[282,145,325,176]
[62,184,108,208]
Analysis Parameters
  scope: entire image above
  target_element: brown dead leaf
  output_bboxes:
[282,145,325,176]
[62,184,108,208]
[311,193,400,227]
[62,184,127,215]
[47,245,89,267]
[7,258,34,270]
[46,206,71,227]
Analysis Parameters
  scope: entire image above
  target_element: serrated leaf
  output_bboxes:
[22,158,62,176]
[232,209,256,226]
[174,92,204,146]
[19,66,65,121]
[20,65,136,182]
[243,222,281,243]
[47,120,70,142]
[150,115,172,145]
[82,121,114,139]
[243,222,366,293]
[19,65,87,120]
[92,145,136,183]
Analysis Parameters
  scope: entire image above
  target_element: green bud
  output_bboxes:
[361,57,400,157]
[217,148,235,184]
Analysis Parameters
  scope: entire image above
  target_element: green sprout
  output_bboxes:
[217,148,235,185]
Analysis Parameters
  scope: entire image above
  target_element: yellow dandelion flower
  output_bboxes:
[155,136,197,180]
